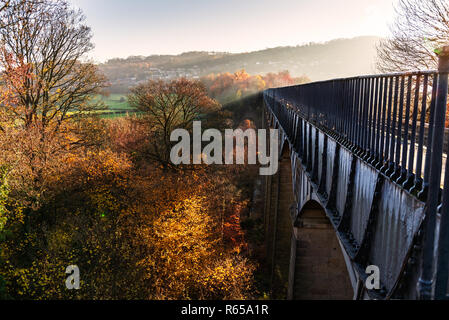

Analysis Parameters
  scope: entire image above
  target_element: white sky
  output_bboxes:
[69,0,399,62]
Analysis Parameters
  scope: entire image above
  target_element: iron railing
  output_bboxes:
[263,47,449,300]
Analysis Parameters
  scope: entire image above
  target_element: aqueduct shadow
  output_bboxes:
[264,143,294,299]
[289,200,354,300]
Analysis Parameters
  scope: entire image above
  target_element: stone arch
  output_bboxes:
[289,200,354,300]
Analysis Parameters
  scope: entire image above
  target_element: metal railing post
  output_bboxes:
[435,134,449,300]
[419,46,449,300]
[435,49,449,300]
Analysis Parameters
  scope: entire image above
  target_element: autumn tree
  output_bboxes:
[0,1,108,290]
[0,0,106,135]
[133,170,255,300]
[0,148,256,299]
[0,0,107,204]
[0,165,6,298]
[377,0,449,72]
[0,1,259,301]
[128,78,219,166]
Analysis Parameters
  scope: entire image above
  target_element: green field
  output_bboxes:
[65,94,141,119]
[95,94,132,111]
[92,94,140,118]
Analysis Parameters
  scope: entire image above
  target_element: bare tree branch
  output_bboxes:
[377,0,449,72]
[0,0,106,135]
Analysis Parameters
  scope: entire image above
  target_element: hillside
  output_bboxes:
[100,36,381,93]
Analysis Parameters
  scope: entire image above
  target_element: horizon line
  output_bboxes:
[92,35,383,64]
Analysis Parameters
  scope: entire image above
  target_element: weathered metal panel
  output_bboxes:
[326,139,336,196]
[291,154,300,201]
[369,182,425,293]
[304,121,311,160]
[297,164,311,211]
[318,132,324,183]
[311,126,316,170]
[290,151,310,213]
[336,148,352,216]
[350,160,378,245]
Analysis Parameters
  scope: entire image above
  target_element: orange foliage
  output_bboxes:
[0,0,257,301]
[201,69,310,103]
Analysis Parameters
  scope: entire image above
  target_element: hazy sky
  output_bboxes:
[69,0,398,62]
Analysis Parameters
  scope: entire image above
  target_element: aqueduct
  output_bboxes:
[261,47,449,300]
